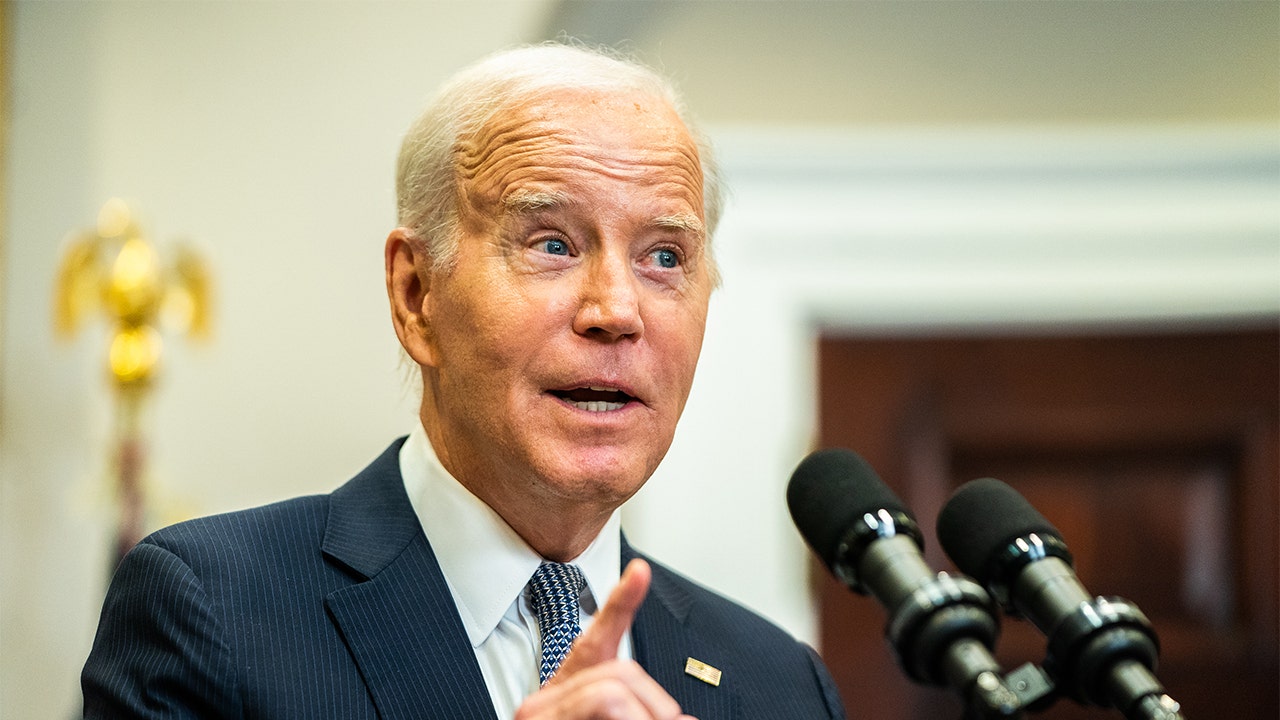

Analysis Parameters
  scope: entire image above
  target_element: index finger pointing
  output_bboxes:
[553,558,650,676]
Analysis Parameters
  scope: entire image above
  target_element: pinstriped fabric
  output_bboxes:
[82,542,243,717]
[627,543,850,719]
[83,440,496,719]
[83,439,848,719]
[83,497,383,718]
[325,530,496,719]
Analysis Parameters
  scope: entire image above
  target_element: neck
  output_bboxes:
[419,412,619,562]
[502,502,614,562]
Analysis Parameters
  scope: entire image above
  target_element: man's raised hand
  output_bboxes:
[514,559,696,720]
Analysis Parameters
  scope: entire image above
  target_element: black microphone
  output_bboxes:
[788,449,1022,719]
[937,478,1185,720]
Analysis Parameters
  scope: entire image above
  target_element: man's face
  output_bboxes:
[416,88,713,522]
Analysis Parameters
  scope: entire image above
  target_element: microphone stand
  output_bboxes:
[992,539,1187,720]
[981,542,1187,719]
[865,540,1185,719]
[841,512,1025,719]
[993,657,1183,720]
[1044,596,1186,720]
[880,573,1024,719]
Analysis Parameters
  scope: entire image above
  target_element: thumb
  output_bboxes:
[552,558,650,678]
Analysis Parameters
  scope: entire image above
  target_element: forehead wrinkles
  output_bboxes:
[454,100,704,213]
[455,114,565,184]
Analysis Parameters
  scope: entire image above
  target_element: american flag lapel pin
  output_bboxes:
[684,657,722,687]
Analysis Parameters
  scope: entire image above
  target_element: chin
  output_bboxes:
[539,449,655,502]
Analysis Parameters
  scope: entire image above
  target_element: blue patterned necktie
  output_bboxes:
[528,562,587,685]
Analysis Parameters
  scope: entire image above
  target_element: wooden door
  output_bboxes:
[815,328,1278,719]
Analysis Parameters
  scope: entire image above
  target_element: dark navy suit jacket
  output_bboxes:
[82,439,847,718]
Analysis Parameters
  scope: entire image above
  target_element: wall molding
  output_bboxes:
[713,124,1280,331]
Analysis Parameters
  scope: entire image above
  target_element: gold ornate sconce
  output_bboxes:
[55,199,212,560]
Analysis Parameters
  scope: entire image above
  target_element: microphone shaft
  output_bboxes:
[854,534,936,611]
[1012,557,1091,636]
[1107,659,1185,720]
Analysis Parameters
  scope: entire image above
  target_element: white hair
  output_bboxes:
[394,42,724,278]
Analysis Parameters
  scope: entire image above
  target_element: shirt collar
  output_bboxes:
[399,424,621,648]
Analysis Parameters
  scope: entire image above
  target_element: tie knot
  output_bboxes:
[528,562,586,685]
[529,562,586,623]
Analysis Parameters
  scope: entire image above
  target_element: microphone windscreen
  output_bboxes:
[787,448,911,573]
[936,477,1064,586]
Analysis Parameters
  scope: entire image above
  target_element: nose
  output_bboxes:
[573,251,643,341]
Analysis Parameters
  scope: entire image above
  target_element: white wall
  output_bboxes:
[4,3,1278,719]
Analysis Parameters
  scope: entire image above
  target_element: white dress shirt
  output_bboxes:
[399,424,630,719]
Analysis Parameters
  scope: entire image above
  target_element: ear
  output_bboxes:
[385,228,439,367]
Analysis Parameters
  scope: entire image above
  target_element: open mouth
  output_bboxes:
[549,385,636,412]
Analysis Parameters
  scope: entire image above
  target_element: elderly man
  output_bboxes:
[82,45,847,719]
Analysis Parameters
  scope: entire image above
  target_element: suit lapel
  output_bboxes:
[625,543,739,720]
[322,440,496,720]
[317,444,741,719]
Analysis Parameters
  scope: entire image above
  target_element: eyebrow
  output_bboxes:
[653,213,705,239]
[502,189,571,214]
[501,189,705,238]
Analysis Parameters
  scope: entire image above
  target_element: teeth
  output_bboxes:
[587,385,619,392]
[572,400,625,412]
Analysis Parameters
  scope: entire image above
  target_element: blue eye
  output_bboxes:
[540,238,569,256]
[653,248,679,268]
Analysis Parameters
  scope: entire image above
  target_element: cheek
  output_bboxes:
[430,289,496,374]
[653,311,708,391]
[439,284,556,380]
